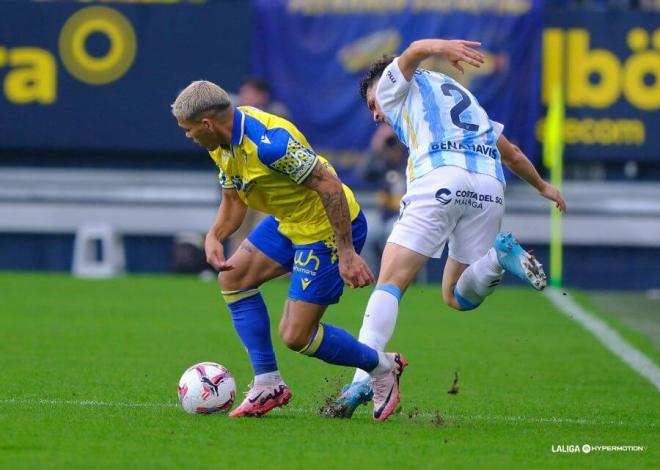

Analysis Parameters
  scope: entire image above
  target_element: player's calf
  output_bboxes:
[450,244,506,311]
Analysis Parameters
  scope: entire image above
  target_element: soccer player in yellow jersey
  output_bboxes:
[171,81,407,420]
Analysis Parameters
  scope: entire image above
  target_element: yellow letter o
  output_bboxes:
[59,6,137,85]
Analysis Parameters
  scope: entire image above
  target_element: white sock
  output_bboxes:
[455,248,503,309]
[254,370,281,386]
[368,352,393,377]
[352,286,400,383]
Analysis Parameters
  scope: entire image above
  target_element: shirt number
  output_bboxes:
[441,84,479,132]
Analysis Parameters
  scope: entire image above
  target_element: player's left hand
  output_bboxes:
[539,182,567,213]
[439,39,485,74]
[338,249,375,288]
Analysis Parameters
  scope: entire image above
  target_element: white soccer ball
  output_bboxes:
[177,362,236,414]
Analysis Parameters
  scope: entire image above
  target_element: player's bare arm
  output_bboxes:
[398,39,485,80]
[302,161,374,288]
[497,134,567,212]
[205,188,248,270]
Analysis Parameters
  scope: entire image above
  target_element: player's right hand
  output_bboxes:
[204,234,234,271]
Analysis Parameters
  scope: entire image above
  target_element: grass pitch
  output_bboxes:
[0,273,658,469]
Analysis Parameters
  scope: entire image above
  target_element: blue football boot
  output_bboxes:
[494,231,547,291]
[321,378,373,418]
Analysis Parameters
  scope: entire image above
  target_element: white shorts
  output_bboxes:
[387,165,505,264]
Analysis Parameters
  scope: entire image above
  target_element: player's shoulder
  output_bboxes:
[241,108,312,165]
[431,71,475,96]
[241,106,297,133]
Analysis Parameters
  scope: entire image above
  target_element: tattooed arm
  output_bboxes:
[302,161,353,254]
[302,161,374,288]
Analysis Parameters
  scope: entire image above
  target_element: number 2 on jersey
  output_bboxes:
[441,83,479,132]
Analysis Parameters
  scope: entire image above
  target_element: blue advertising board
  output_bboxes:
[251,0,543,178]
[5,2,653,166]
[0,2,251,152]
[540,10,660,161]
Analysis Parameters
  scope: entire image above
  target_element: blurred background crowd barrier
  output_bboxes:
[0,0,659,289]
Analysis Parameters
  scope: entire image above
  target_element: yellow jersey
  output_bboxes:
[208,106,360,245]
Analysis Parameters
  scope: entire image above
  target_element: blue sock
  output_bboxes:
[223,288,278,375]
[299,323,379,372]
[453,286,481,311]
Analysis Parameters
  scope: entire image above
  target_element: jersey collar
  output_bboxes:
[230,108,245,146]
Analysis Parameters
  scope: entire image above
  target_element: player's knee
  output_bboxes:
[218,269,242,291]
[279,326,311,351]
[278,316,316,351]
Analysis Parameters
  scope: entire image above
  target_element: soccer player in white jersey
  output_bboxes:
[326,39,566,417]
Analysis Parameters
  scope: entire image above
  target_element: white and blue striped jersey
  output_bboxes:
[376,57,505,185]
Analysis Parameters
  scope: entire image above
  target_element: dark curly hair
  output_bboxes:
[359,55,396,101]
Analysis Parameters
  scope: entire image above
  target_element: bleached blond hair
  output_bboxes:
[171,80,232,121]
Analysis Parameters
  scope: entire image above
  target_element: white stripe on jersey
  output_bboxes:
[375,57,505,185]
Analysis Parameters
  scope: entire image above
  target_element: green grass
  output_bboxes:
[570,291,660,365]
[0,273,658,469]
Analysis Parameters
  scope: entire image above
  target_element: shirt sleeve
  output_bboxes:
[375,57,413,115]
[217,167,235,190]
[489,119,504,140]
[257,127,319,184]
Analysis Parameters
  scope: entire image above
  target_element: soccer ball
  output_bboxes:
[177,362,236,414]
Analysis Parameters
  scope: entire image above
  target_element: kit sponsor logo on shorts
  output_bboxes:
[435,188,452,205]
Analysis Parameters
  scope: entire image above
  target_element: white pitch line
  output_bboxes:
[544,288,660,391]
[0,398,178,408]
[1,398,655,428]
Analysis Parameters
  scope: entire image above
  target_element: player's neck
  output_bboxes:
[217,108,235,146]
